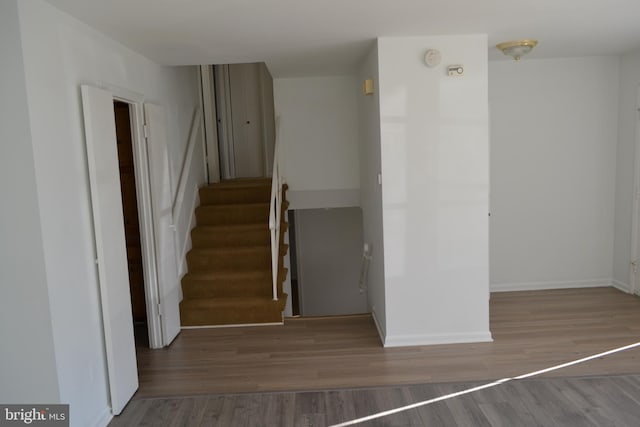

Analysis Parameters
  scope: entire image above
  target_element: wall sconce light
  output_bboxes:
[496,39,538,61]
[363,79,374,95]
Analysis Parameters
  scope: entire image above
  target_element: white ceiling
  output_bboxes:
[46,0,640,77]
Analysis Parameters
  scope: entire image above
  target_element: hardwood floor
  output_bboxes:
[135,287,640,398]
[111,374,640,426]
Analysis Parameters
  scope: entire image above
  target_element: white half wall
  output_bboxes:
[273,75,360,208]
[489,56,619,291]
[613,48,640,291]
[377,35,491,346]
[356,42,387,342]
[0,0,60,404]
[17,1,204,425]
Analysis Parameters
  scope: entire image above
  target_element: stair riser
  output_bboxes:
[191,228,270,248]
[182,279,271,298]
[199,186,271,205]
[182,269,288,299]
[180,306,283,326]
[196,205,269,225]
[187,250,271,272]
[179,296,287,326]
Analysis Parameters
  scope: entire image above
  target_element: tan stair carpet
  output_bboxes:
[179,178,289,326]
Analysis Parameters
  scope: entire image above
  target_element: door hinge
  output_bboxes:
[143,124,149,139]
[157,302,162,317]
[632,261,638,274]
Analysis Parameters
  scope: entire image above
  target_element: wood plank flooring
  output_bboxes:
[111,374,640,426]
[134,287,640,398]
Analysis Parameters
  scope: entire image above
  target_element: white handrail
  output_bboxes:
[268,117,282,301]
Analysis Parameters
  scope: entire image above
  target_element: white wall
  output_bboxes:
[16,1,204,425]
[490,57,619,291]
[356,42,387,340]
[0,0,60,403]
[377,35,491,346]
[274,76,360,208]
[613,49,640,290]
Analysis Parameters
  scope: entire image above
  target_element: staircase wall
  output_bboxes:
[172,111,207,278]
[273,75,360,209]
[15,1,204,424]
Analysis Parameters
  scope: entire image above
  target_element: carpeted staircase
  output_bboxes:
[179,178,289,326]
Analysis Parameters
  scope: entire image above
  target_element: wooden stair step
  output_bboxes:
[199,182,271,205]
[191,224,270,248]
[179,180,289,328]
[195,203,269,225]
[211,178,272,188]
[182,269,288,299]
[187,246,270,272]
[180,295,288,326]
[186,244,288,272]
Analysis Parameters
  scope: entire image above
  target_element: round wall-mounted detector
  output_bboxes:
[424,49,441,68]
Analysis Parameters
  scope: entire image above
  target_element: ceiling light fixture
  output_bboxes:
[496,39,538,61]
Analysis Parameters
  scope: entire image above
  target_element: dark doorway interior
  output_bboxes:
[113,100,148,347]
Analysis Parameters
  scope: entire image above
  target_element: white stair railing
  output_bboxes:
[268,118,282,301]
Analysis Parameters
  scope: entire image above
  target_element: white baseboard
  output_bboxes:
[371,310,386,345]
[384,331,493,348]
[612,279,633,294]
[93,407,112,427]
[490,279,611,293]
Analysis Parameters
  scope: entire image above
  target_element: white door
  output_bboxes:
[80,85,138,415]
[144,103,182,345]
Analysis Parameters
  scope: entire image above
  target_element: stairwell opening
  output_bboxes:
[288,207,368,317]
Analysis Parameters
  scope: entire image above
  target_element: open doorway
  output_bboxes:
[113,101,148,347]
[214,62,275,180]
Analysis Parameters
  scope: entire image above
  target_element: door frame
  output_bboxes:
[200,65,221,184]
[214,64,236,179]
[631,86,640,295]
[100,83,164,348]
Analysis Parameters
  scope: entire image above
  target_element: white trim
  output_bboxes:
[172,109,201,223]
[612,279,633,294]
[371,310,386,345]
[92,408,113,427]
[105,84,163,349]
[630,86,640,295]
[200,65,221,183]
[282,220,293,317]
[288,189,361,210]
[181,322,283,329]
[215,65,235,179]
[170,108,203,291]
[177,186,199,279]
[384,331,493,348]
[294,210,306,315]
[490,279,611,292]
